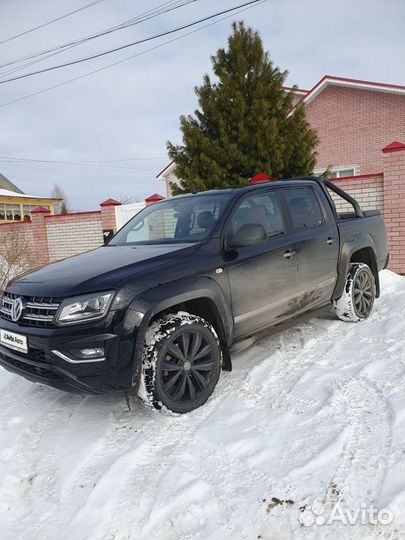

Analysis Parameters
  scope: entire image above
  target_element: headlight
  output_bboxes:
[56,291,114,325]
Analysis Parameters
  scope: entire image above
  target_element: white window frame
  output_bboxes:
[314,166,357,178]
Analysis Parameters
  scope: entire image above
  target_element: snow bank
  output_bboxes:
[0,270,404,540]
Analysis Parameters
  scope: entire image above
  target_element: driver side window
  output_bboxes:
[226,191,285,246]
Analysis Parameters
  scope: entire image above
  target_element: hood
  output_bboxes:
[8,243,199,297]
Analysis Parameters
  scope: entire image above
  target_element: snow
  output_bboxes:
[0,270,404,540]
[0,188,56,199]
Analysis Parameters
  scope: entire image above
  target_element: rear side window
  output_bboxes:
[283,188,324,229]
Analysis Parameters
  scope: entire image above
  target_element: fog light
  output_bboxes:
[78,347,104,359]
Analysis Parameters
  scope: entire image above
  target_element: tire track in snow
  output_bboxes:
[239,324,336,414]
[324,376,393,509]
[92,378,242,540]
[3,392,89,540]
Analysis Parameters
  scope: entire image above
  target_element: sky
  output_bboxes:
[0,0,404,211]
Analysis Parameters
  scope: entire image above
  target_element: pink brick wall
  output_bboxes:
[0,221,34,243]
[329,174,384,213]
[382,146,405,273]
[306,86,405,174]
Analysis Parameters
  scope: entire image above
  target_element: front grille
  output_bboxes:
[0,291,61,327]
[0,349,60,379]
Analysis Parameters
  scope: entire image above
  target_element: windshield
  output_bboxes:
[109,193,232,246]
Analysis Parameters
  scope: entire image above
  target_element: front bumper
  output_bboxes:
[0,312,137,394]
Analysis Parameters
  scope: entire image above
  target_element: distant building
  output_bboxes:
[0,173,62,222]
[156,75,405,194]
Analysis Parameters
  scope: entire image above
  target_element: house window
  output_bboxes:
[315,166,357,178]
[329,167,356,178]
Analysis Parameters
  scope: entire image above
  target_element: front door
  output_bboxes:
[223,189,300,339]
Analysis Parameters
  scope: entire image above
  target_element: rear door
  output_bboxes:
[280,185,339,310]
[223,189,300,339]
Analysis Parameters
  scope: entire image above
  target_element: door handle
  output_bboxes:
[283,250,297,259]
[326,237,335,245]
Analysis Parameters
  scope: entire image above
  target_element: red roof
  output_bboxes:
[249,173,273,184]
[31,206,51,214]
[145,193,165,203]
[382,141,405,153]
[100,198,121,207]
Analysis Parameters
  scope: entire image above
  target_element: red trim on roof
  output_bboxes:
[382,141,405,153]
[156,159,175,179]
[322,75,405,91]
[293,75,405,110]
[100,198,121,207]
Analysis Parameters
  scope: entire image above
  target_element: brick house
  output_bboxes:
[156,76,405,273]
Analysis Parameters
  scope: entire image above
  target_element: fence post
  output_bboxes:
[382,141,405,274]
[31,207,51,266]
[100,199,121,242]
[145,193,165,206]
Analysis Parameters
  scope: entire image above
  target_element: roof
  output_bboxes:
[0,188,62,200]
[156,159,176,179]
[0,172,24,194]
[294,75,405,108]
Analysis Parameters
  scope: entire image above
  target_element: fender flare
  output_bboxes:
[332,233,380,300]
[128,276,234,376]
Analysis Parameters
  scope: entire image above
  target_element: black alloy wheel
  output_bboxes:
[139,313,222,413]
[353,268,374,318]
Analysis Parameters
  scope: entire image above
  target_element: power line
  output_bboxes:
[0,155,165,163]
[0,0,266,108]
[0,0,263,84]
[0,0,196,76]
[0,0,106,46]
[0,157,155,172]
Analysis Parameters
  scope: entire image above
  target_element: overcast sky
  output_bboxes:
[0,0,404,211]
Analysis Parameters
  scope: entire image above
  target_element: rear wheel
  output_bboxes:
[138,312,222,413]
[333,263,375,322]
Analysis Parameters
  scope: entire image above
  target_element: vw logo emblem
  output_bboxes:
[11,297,24,322]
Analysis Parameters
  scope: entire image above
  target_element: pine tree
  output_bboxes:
[167,22,318,194]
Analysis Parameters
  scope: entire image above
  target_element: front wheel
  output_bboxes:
[333,263,376,322]
[138,312,222,413]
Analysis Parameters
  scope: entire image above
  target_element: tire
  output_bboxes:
[138,312,222,414]
[333,263,376,322]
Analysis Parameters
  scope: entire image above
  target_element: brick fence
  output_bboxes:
[0,141,404,274]
[0,199,126,268]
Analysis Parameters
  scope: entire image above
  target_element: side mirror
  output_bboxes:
[227,223,266,248]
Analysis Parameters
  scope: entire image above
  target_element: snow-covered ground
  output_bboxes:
[0,270,404,540]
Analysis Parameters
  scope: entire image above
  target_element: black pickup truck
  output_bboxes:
[0,178,388,413]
